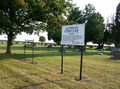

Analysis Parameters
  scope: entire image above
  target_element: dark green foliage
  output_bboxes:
[106,3,120,48]
[86,12,105,42]
[0,0,73,54]
[39,36,46,43]
[12,36,16,41]
[86,13,105,49]
[115,3,120,48]
[83,3,96,23]
[68,3,96,24]
[0,0,35,54]
[68,7,84,23]
[103,29,111,44]
[47,18,76,45]
[68,4,97,45]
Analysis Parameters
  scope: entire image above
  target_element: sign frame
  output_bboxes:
[61,23,85,46]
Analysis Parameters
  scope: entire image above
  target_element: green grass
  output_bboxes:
[0,44,120,89]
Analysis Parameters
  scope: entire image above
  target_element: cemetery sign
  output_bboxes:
[61,23,85,80]
[61,24,85,46]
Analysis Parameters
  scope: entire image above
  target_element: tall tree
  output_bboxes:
[39,36,46,43]
[103,29,111,44]
[86,12,105,48]
[115,3,120,48]
[0,0,73,54]
[68,4,96,45]
[106,15,116,45]
[68,7,84,23]
[83,3,96,23]
[0,0,28,54]
[68,3,96,24]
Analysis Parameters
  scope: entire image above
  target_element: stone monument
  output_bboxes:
[110,48,120,54]
[113,51,120,59]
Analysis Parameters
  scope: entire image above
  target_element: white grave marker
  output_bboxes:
[61,23,85,46]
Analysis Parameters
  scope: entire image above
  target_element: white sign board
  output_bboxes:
[61,23,85,46]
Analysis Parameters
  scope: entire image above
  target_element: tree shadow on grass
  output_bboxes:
[0,51,81,61]
[0,46,113,61]
[0,45,60,51]
[107,57,120,61]
[0,50,113,61]
[0,53,14,60]
[11,45,61,51]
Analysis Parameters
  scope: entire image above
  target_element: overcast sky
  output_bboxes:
[73,0,120,23]
[0,0,120,42]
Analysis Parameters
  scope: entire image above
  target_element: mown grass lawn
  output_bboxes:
[0,44,120,89]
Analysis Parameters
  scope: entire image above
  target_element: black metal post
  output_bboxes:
[61,44,63,74]
[24,43,26,61]
[32,40,34,64]
[80,46,83,80]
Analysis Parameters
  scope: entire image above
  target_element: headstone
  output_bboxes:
[59,47,66,52]
[86,52,91,54]
[89,45,94,48]
[47,49,51,51]
[98,53,103,55]
[113,51,120,59]
[98,49,102,51]
[110,48,120,54]
[48,45,52,48]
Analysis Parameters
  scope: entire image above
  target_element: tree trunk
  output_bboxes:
[98,42,104,49]
[5,32,14,54]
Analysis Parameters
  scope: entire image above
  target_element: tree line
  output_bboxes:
[68,3,120,49]
[0,0,120,54]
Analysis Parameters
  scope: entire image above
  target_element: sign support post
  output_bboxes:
[32,40,34,64]
[80,46,83,80]
[24,44,26,61]
[61,44,63,74]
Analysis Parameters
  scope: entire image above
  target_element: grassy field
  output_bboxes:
[0,44,120,89]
